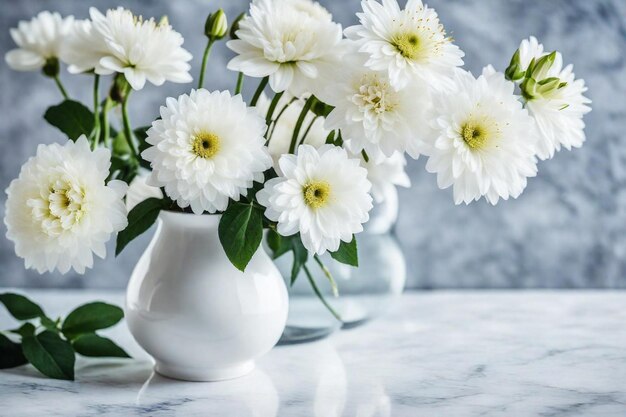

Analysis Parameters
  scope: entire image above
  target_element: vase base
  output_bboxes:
[155,361,255,382]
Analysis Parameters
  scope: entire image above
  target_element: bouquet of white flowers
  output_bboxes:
[2,0,590,380]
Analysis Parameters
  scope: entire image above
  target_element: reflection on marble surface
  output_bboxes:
[1,290,625,416]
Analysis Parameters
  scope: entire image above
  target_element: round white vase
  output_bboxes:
[126,211,288,382]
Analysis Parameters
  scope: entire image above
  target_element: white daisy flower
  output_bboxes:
[125,171,163,212]
[257,144,372,255]
[227,0,343,95]
[421,67,539,205]
[5,11,74,72]
[345,0,464,90]
[4,136,127,274]
[142,89,272,215]
[514,38,592,160]
[356,152,410,203]
[319,52,430,160]
[256,92,328,165]
[66,7,193,90]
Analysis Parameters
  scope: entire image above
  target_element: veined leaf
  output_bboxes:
[62,302,123,340]
[44,100,95,141]
[0,293,45,320]
[72,333,130,358]
[218,203,264,271]
[330,238,358,267]
[116,198,166,256]
[21,331,75,380]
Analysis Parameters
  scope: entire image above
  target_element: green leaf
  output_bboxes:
[0,333,27,369]
[40,316,60,333]
[0,293,45,320]
[22,331,75,380]
[10,322,36,338]
[290,237,308,285]
[116,198,165,256]
[134,126,152,170]
[62,302,124,340]
[44,100,95,141]
[330,238,358,267]
[218,203,264,271]
[72,333,130,358]
[267,229,291,259]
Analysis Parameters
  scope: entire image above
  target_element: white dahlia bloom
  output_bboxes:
[63,7,192,89]
[258,145,372,255]
[421,67,539,205]
[4,136,127,274]
[227,0,343,95]
[515,38,592,160]
[125,171,163,212]
[345,0,464,90]
[320,52,430,160]
[356,152,410,203]
[142,89,272,214]
[5,11,74,72]
[256,93,328,165]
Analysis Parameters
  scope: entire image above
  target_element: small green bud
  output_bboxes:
[110,73,131,104]
[158,15,169,27]
[42,57,60,78]
[230,12,246,40]
[520,77,537,101]
[504,50,525,82]
[205,9,228,41]
[530,51,557,81]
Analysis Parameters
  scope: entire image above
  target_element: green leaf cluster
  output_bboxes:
[0,293,130,380]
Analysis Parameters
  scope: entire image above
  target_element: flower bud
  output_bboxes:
[529,51,557,81]
[504,50,525,82]
[204,9,228,41]
[42,57,60,78]
[229,13,246,40]
[158,15,169,27]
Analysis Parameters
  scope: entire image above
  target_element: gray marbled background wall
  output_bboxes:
[1,0,624,289]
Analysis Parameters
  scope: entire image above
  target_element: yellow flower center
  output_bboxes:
[30,179,86,236]
[192,132,221,159]
[391,32,423,60]
[460,116,500,150]
[303,181,331,209]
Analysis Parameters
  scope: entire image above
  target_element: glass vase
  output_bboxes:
[275,186,407,344]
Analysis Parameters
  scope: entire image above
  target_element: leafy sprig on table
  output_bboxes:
[0,293,130,380]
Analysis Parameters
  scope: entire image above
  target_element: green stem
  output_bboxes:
[235,72,244,95]
[101,98,112,148]
[303,265,342,322]
[268,97,297,141]
[197,39,216,89]
[250,76,269,107]
[264,91,284,139]
[298,115,319,148]
[53,75,69,99]
[313,254,338,297]
[361,149,370,163]
[91,74,101,149]
[121,92,139,160]
[288,95,316,154]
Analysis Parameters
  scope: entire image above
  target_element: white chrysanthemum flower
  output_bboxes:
[320,52,430,160]
[125,171,163,212]
[258,145,372,255]
[345,0,464,90]
[142,89,272,215]
[65,7,193,89]
[256,93,328,165]
[5,11,74,72]
[227,0,343,95]
[355,152,410,203]
[515,38,592,160]
[421,67,539,205]
[4,136,127,274]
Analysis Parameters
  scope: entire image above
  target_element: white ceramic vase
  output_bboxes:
[126,211,288,382]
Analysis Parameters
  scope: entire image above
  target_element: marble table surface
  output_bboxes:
[1,289,625,417]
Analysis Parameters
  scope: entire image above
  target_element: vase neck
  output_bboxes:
[159,211,221,231]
